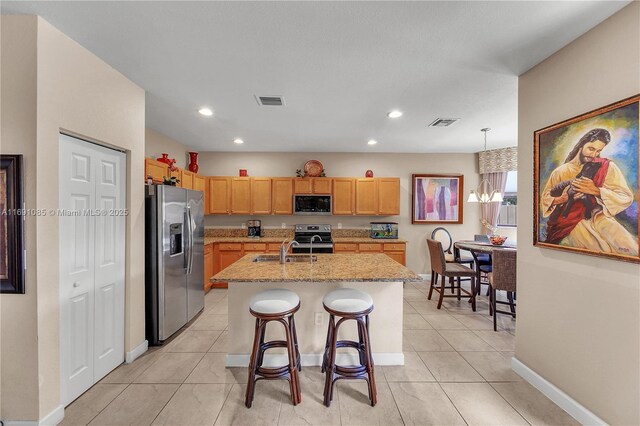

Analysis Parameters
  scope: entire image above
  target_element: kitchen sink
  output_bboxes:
[252,254,317,263]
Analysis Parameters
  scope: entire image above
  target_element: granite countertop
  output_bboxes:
[205,236,407,245]
[210,253,422,283]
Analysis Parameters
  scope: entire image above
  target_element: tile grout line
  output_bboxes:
[82,382,130,426]
[211,383,234,426]
[487,381,533,426]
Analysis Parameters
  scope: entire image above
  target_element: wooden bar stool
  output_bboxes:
[245,289,301,408]
[321,288,377,407]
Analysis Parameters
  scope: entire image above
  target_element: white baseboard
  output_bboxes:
[418,273,430,280]
[3,404,65,426]
[125,340,148,364]
[226,352,404,368]
[511,357,607,425]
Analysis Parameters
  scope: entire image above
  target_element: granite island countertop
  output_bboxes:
[204,236,407,245]
[210,253,422,283]
[204,236,287,245]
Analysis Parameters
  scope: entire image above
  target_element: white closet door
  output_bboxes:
[59,134,125,405]
[93,144,125,381]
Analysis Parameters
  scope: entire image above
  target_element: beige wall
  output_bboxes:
[1,15,146,421]
[146,127,190,169]
[0,15,40,420]
[517,3,640,425]
[199,152,484,273]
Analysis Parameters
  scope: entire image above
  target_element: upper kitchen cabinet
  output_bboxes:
[250,178,272,215]
[332,178,355,215]
[272,178,294,215]
[193,174,205,192]
[181,170,195,189]
[355,178,378,215]
[294,178,332,194]
[145,158,169,183]
[312,178,332,194]
[208,177,231,214]
[231,177,251,214]
[378,178,400,215]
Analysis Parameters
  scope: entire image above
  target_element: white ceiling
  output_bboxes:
[2,1,631,153]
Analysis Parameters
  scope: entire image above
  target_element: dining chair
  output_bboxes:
[426,239,476,310]
[488,249,517,331]
[430,227,474,292]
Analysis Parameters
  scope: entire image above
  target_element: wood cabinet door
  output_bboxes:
[181,170,195,189]
[355,178,379,215]
[272,178,293,215]
[145,158,169,183]
[193,175,205,192]
[208,177,231,214]
[332,178,355,215]
[378,178,400,215]
[385,252,406,265]
[204,244,214,292]
[231,178,251,214]
[251,178,272,214]
[219,250,243,270]
[313,178,332,194]
[294,179,312,194]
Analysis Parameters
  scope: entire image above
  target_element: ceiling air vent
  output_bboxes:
[255,95,285,106]
[429,118,459,127]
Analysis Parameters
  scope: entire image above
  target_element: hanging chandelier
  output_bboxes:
[467,128,503,203]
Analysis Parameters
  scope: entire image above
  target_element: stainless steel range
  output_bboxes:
[292,224,334,254]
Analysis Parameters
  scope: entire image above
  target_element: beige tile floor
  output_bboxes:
[62,281,579,426]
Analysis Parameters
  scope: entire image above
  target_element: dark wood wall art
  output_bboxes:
[0,154,25,293]
[534,94,639,263]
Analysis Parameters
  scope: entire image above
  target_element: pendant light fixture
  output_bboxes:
[467,128,503,203]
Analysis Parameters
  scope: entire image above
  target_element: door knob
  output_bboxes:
[73,281,80,288]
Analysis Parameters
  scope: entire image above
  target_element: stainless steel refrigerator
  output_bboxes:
[145,185,204,345]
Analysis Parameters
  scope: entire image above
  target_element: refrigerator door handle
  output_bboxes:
[187,206,195,274]
[184,207,190,271]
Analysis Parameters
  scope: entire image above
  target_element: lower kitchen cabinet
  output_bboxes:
[334,241,406,265]
[204,244,214,293]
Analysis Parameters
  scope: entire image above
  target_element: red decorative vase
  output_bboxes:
[365,170,374,178]
[188,151,199,173]
[157,153,172,165]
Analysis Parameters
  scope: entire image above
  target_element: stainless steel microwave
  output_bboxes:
[294,195,332,215]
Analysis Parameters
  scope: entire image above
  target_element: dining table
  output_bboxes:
[453,240,517,298]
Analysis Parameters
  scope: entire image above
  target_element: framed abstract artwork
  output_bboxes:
[412,174,463,224]
[1,154,25,293]
[534,94,639,263]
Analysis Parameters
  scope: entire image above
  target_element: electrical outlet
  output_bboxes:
[281,223,286,229]
[314,312,324,325]
[337,223,342,229]
[241,222,246,229]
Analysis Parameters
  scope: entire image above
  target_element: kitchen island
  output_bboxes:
[211,253,422,367]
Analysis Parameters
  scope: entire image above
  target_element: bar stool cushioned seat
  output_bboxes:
[250,289,300,314]
[323,288,373,313]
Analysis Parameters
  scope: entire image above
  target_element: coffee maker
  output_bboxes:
[247,220,261,238]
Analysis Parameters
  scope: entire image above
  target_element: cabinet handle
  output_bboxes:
[73,281,80,288]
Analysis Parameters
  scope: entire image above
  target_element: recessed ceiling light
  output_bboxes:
[198,107,213,116]
[387,110,403,118]
[233,138,244,144]
[368,139,378,145]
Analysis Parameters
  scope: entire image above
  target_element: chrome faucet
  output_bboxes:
[280,240,299,264]
[309,235,322,262]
